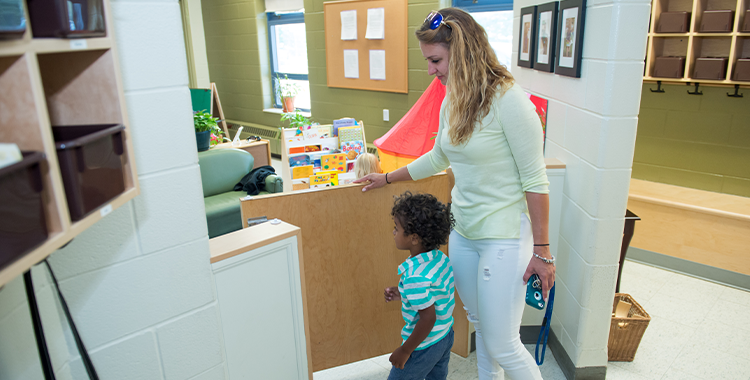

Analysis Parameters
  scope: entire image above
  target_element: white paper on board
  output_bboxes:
[559,7,578,68]
[365,8,385,39]
[344,50,359,78]
[341,10,357,40]
[369,50,386,80]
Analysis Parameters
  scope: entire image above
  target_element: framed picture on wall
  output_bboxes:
[517,6,537,69]
[554,0,586,77]
[534,2,558,72]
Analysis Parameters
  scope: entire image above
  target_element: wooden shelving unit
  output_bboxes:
[645,0,750,85]
[0,0,139,287]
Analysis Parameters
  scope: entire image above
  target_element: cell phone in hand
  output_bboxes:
[526,274,545,310]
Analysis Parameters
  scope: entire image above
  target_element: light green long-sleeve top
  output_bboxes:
[407,83,549,240]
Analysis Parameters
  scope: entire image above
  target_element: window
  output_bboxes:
[453,0,514,71]
[268,12,310,111]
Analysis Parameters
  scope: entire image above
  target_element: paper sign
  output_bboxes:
[341,10,357,40]
[365,8,385,39]
[344,50,359,78]
[370,50,386,80]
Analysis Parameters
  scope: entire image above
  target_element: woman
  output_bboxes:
[355,8,555,380]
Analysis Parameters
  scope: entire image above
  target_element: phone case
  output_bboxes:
[526,274,545,310]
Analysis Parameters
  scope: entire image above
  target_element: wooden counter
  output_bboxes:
[628,179,750,275]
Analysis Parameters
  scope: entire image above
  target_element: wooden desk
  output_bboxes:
[213,139,271,169]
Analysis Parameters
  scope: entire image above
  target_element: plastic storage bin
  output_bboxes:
[700,10,734,32]
[0,152,48,271]
[653,56,686,78]
[608,293,651,361]
[54,124,126,221]
[734,58,750,81]
[27,0,106,38]
[0,0,26,40]
[657,12,691,33]
[693,57,728,79]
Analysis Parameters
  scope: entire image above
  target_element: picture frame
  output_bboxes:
[534,2,558,73]
[554,0,586,77]
[517,6,537,69]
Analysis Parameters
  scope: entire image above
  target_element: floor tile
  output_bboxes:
[657,272,725,306]
[719,286,750,308]
[368,353,392,371]
[705,299,750,332]
[618,262,674,304]
[640,291,712,327]
[605,364,651,380]
[313,358,390,380]
[687,318,750,362]
[658,368,703,380]
[670,344,750,380]
[608,315,694,379]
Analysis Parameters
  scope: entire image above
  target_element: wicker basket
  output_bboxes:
[608,293,651,361]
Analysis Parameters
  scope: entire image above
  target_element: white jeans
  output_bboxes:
[449,215,542,380]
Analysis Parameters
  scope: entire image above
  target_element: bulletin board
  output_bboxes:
[324,0,408,93]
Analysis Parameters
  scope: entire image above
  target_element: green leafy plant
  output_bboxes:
[280,109,311,130]
[275,74,300,99]
[194,110,222,133]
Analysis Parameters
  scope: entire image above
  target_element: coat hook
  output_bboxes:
[727,84,744,98]
[650,81,666,93]
[687,82,703,95]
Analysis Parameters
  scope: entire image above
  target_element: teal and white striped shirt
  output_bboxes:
[397,250,455,350]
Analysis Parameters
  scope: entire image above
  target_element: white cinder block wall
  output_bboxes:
[512,0,651,370]
[0,1,227,379]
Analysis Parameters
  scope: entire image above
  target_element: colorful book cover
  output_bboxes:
[289,154,311,167]
[338,126,363,143]
[305,145,322,153]
[338,171,356,185]
[333,118,356,136]
[292,165,314,179]
[289,146,305,155]
[310,171,338,187]
[340,140,364,160]
[320,154,347,173]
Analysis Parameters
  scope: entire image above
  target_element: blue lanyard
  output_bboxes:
[535,284,555,365]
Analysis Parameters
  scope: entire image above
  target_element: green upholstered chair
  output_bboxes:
[198,148,282,238]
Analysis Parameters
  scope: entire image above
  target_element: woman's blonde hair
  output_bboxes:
[353,152,382,179]
[416,8,514,146]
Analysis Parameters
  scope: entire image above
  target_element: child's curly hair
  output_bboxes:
[391,191,455,251]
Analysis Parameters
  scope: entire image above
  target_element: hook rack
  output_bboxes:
[650,81,665,93]
[727,84,744,98]
[687,82,703,95]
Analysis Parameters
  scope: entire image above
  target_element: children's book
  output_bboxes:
[340,140,364,160]
[305,145,322,153]
[289,154,311,167]
[292,165,314,179]
[333,118,356,136]
[338,171,356,185]
[320,154,347,173]
[338,125,363,143]
[310,171,338,188]
[292,178,310,191]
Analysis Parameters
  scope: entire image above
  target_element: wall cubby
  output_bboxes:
[0,0,139,287]
[646,0,750,85]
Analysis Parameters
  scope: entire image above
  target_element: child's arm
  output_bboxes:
[384,286,401,302]
[389,304,436,369]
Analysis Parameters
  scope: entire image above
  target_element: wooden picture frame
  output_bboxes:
[534,2,558,73]
[554,0,586,77]
[518,6,537,69]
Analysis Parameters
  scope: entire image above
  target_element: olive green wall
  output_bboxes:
[201,0,447,144]
[634,83,750,197]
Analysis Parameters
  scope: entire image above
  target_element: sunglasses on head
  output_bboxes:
[424,11,452,30]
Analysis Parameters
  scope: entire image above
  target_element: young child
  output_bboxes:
[353,152,382,180]
[384,191,456,380]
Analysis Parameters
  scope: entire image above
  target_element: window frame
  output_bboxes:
[452,0,513,13]
[267,11,310,111]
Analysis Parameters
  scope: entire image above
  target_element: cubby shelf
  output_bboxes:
[646,0,750,85]
[0,0,139,287]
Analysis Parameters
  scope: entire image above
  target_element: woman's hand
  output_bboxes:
[523,245,556,301]
[353,173,387,192]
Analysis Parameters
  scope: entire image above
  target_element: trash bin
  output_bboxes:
[608,293,651,361]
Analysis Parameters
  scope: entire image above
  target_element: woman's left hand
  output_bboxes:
[523,245,556,301]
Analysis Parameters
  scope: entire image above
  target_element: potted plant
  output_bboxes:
[194,110,222,152]
[275,74,300,113]
[280,109,311,131]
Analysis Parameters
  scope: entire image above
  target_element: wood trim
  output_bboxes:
[209,221,301,263]
[628,194,750,222]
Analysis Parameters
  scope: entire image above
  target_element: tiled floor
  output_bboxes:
[313,260,750,380]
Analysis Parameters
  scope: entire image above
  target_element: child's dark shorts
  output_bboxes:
[387,329,454,380]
